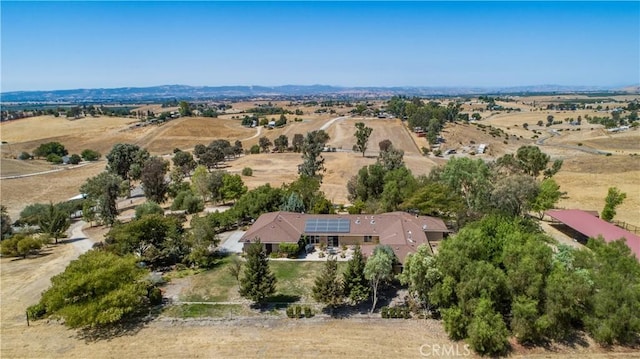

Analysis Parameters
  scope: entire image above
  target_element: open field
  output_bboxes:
[1,97,640,357]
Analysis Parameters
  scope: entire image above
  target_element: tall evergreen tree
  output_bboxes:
[342,245,370,305]
[312,256,343,314]
[239,239,276,304]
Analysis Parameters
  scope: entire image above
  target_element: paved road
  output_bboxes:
[537,129,610,155]
[218,230,246,254]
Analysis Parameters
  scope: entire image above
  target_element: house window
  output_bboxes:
[364,235,372,243]
[308,235,320,244]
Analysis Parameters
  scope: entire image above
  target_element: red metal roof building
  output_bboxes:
[545,209,640,260]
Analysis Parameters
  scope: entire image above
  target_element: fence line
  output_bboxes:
[612,220,640,234]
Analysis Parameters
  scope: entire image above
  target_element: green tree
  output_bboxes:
[259,136,272,153]
[601,187,626,221]
[291,133,304,153]
[38,202,71,244]
[274,134,289,152]
[68,154,82,165]
[80,172,123,225]
[377,145,404,171]
[1,205,12,239]
[489,174,539,217]
[106,214,185,266]
[178,101,192,117]
[353,122,373,157]
[364,246,394,313]
[191,165,211,201]
[29,250,154,328]
[584,237,640,346]
[299,130,330,179]
[186,215,221,268]
[515,145,551,177]
[140,157,169,204]
[33,141,67,158]
[1,234,44,258]
[531,178,564,219]
[135,201,164,219]
[172,150,196,177]
[398,244,440,311]
[402,181,465,223]
[438,157,492,213]
[467,298,510,356]
[342,245,370,305]
[221,173,247,204]
[312,256,343,314]
[106,143,149,195]
[81,149,101,161]
[239,239,276,304]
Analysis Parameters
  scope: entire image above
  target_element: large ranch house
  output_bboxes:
[240,211,450,265]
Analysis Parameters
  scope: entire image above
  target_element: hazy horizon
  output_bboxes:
[2,1,638,92]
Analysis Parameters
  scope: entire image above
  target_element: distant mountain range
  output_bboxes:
[1,84,637,103]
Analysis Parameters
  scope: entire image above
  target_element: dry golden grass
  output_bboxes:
[3,97,640,358]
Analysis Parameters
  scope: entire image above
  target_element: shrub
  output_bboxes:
[81,149,101,161]
[68,154,82,165]
[318,252,325,258]
[18,151,32,160]
[183,195,204,214]
[26,303,46,320]
[250,145,260,154]
[242,167,253,176]
[286,306,295,318]
[577,142,583,146]
[1,235,44,258]
[304,306,314,318]
[295,305,302,318]
[46,153,63,164]
[381,306,389,318]
[135,201,164,219]
[319,242,327,251]
[278,242,299,258]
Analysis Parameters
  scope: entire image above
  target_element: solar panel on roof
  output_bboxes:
[304,218,350,233]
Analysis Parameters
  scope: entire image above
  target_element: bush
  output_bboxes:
[278,242,299,258]
[26,303,46,320]
[46,153,63,164]
[18,151,32,160]
[286,306,295,318]
[318,252,325,258]
[1,235,44,258]
[170,190,203,213]
[242,167,253,176]
[304,306,314,318]
[135,201,164,219]
[295,305,302,318]
[381,306,411,319]
[68,154,82,165]
[183,195,204,214]
[81,149,101,161]
[250,145,260,154]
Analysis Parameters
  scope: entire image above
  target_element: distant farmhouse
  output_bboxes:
[240,211,449,264]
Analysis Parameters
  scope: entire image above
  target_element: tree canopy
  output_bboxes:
[28,250,157,328]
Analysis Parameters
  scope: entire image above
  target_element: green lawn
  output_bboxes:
[173,255,345,303]
[180,255,240,302]
[163,304,253,318]
[269,261,346,302]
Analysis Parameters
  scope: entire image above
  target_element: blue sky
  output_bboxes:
[1,1,638,91]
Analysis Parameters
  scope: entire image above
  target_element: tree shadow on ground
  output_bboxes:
[59,236,87,244]
[75,307,162,343]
